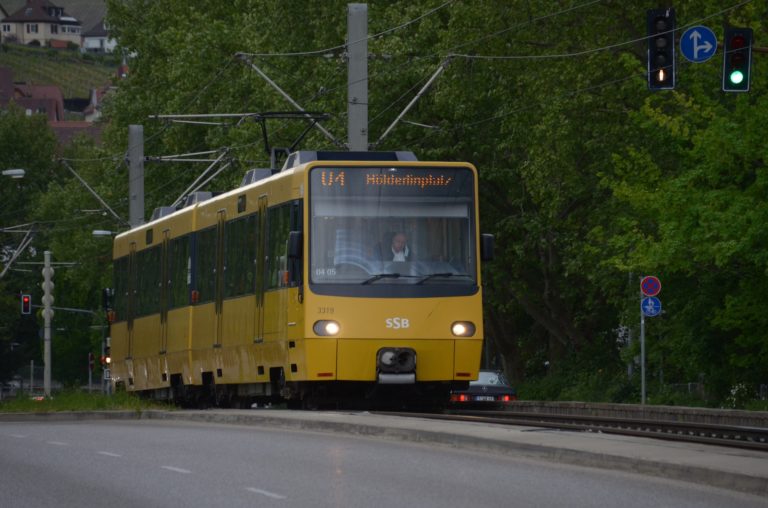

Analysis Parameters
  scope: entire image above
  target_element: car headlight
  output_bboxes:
[451,321,475,337]
[313,320,340,336]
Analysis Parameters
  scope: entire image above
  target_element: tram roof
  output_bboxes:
[282,150,417,170]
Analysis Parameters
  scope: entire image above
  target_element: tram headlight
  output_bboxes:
[451,321,476,337]
[313,320,340,336]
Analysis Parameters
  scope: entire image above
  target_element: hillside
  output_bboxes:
[0,0,107,32]
[0,43,117,98]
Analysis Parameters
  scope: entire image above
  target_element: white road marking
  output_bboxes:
[245,487,287,500]
[161,466,192,474]
[97,451,122,457]
[47,441,68,446]
[9,434,27,438]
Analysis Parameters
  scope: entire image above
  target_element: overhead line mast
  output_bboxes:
[347,3,368,151]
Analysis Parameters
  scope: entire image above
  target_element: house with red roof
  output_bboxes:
[1,66,103,145]
[0,66,63,120]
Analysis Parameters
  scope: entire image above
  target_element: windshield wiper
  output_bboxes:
[416,273,469,285]
[362,273,401,285]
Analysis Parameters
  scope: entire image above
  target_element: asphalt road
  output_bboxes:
[1,420,765,508]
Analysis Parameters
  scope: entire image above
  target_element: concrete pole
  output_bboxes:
[128,125,145,227]
[42,251,54,397]
[347,3,368,151]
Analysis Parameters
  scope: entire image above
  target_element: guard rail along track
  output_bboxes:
[381,402,768,452]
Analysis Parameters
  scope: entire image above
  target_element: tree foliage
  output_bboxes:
[3,0,767,405]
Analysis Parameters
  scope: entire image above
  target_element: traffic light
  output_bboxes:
[647,8,676,90]
[102,338,111,367]
[20,294,31,314]
[723,27,753,92]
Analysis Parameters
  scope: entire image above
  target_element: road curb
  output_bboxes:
[2,409,766,496]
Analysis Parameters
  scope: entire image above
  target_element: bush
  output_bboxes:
[646,384,712,408]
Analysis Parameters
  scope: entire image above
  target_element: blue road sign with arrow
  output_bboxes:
[641,296,662,317]
[680,26,717,63]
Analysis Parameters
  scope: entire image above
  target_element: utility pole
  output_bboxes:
[128,124,145,227]
[347,3,368,151]
[41,251,54,397]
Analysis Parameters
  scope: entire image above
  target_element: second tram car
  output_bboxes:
[107,151,494,407]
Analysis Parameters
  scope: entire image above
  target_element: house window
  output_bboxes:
[26,24,38,34]
[51,25,58,34]
[1,24,11,33]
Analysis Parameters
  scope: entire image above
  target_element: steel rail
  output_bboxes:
[376,410,768,452]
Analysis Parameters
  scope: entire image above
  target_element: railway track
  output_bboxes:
[377,410,768,452]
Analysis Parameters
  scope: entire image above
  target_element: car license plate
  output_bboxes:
[474,396,495,402]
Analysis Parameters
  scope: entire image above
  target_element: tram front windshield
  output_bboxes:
[309,166,477,290]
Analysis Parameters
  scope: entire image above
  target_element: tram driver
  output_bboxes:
[375,231,412,262]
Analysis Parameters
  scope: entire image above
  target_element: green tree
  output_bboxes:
[0,106,58,383]
[21,0,763,404]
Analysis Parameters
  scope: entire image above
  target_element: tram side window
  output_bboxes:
[169,235,190,309]
[136,246,161,316]
[195,226,217,304]
[113,256,128,322]
[266,204,291,290]
[225,214,257,297]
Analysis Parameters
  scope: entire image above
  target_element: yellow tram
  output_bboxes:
[108,151,494,407]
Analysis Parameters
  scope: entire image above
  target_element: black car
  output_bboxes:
[449,370,517,408]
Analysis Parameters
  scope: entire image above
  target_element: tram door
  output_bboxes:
[214,210,226,347]
[254,195,268,342]
[126,241,137,360]
[159,230,170,354]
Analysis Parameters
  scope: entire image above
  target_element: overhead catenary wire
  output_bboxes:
[266,0,607,114]
[0,229,35,279]
[408,70,645,150]
[170,149,230,209]
[236,53,342,147]
[145,149,224,163]
[448,0,753,61]
[295,0,752,126]
[109,0,756,209]
[239,0,456,58]
[59,159,129,227]
[373,58,451,147]
[373,0,754,147]
[254,0,605,145]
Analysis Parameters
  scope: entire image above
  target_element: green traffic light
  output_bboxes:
[729,70,745,85]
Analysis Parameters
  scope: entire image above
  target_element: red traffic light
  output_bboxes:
[21,294,31,314]
[730,34,746,49]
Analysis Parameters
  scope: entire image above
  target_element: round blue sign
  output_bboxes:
[680,26,717,63]
[641,296,662,317]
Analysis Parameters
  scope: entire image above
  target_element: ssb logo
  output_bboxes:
[385,317,410,329]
